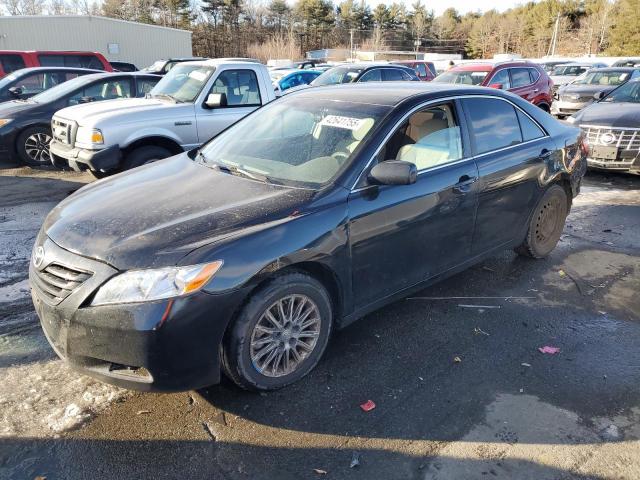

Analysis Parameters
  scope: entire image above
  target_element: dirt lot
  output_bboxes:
[0,164,639,479]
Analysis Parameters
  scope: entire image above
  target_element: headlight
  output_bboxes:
[91,261,223,306]
[76,126,103,145]
[0,119,13,128]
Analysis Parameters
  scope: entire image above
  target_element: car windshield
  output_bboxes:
[601,80,640,103]
[197,96,389,188]
[143,61,166,73]
[29,75,98,103]
[573,70,631,86]
[311,66,363,86]
[149,64,214,103]
[432,70,488,85]
[552,65,587,76]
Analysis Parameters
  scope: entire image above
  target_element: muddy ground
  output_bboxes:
[0,165,639,479]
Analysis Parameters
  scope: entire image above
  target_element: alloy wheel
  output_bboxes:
[250,294,321,378]
[24,132,52,164]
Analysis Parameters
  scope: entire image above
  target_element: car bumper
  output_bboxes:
[551,100,590,116]
[50,140,121,172]
[30,235,246,392]
[587,155,640,174]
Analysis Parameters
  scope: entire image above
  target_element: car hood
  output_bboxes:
[0,99,40,117]
[43,154,315,270]
[53,97,194,128]
[572,101,640,127]
[560,84,616,96]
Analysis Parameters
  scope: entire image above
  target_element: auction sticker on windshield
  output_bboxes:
[320,115,367,131]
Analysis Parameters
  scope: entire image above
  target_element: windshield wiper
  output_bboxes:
[151,93,181,103]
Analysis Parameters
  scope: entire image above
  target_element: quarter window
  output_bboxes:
[463,98,522,154]
[379,102,463,171]
[528,68,541,83]
[516,109,545,141]
[209,69,261,107]
[488,69,511,89]
[511,68,532,88]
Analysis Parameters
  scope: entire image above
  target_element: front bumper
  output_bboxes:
[587,155,640,174]
[551,100,590,116]
[30,236,245,392]
[49,140,121,173]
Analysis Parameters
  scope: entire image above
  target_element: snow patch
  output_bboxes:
[0,278,30,303]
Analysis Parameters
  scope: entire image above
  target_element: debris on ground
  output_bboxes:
[558,269,566,277]
[599,424,621,441]
[202,421,217,441]
[458,304,501,309]
[521,363,531,367]
[538,346,561,354]
[453,356,462,363]
[482,266,495,272]
[350,452,360,468]
[360,400,376,412]
[313,468,328,475]
[136,410,152,415]
[474,327,490,336]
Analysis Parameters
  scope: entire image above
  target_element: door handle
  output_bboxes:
[532,88,539,93]
[539,148,553,160]
[453,175,478,193]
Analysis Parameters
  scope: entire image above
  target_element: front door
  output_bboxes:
[348,101,479,309]
[196,69,263,144]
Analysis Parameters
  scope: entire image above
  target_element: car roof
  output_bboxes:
[182,59,264,68]
[288,82,509,106]
[394,60,433,64]
[555,62,600,67]
[589,67,640,72]
[7,66,102,75]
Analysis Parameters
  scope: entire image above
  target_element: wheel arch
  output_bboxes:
[123,136,184,156]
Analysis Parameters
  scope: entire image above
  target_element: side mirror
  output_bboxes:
[488,83,504,89]
[593,91,606,101]
[205,93,227,109]
[8,86,23,97]
[369,160,417,186]
[79,96,95,103]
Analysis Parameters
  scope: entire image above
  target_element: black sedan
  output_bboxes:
[0,66,101,102]
[0,72,160,166]
[30,84,587,392]
[311,63,420,85]
[568,78,640,174]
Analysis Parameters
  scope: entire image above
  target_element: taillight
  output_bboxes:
[580,134,589,155]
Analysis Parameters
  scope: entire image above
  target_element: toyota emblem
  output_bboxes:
[599,132,616,145]
[33,246,45,269]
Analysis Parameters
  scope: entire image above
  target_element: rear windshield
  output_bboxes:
[432,70,488,85]
[312,66,363,86]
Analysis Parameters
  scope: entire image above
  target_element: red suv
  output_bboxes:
[433,61,554,111]
[0,51,112,78]
[393,60,436,81]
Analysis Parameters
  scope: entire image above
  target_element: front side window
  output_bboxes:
[12,72,69,95]
[488,69,511,89]
[359,69,382,82]
[197,96,389,188]
[149,64,214,103]
[383,69,405,81]
[68,79,132,105]
[208,69,261,107]
[511,68,532,88]
[378,103,463,171]
[463,97,522,154]
[433,70,489,85]
[0,54,26,74]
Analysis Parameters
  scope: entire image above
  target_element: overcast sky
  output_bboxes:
[366,0,524,16]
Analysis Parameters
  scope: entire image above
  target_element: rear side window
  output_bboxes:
[415,63,427,77]
[528,68,541,83]
[511,68,532,88]
[516,109,545,141]
[39,54,104,70]
[359,69,382,82]
[463,97,522,154]
[0,54,26,74]
[383,68,405,81]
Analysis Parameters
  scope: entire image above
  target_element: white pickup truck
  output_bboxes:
[49,59,276,177]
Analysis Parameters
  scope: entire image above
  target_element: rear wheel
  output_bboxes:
[17,126,52,167]
[515,185,568,258]
[222,272,333,391]
[122,146,172,171]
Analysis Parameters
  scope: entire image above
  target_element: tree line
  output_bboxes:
[2,0,639,61]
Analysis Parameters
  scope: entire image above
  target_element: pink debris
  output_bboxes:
[538,346,561,354]
[360,400,376,412]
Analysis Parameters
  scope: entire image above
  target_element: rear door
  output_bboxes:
[348,100,479,308]
[509,67,537,102]
[195,68,263,143]
[461,96,549,254]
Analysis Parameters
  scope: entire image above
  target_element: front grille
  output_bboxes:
[32,263,92,305]
[582,125,640,152]
[560,94,590,103]
[52,118,73,145]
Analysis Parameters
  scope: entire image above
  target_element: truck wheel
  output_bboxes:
[515,185,568,259]
[122,146,172,171]
[221,272,333,391]
[17,126,52,167]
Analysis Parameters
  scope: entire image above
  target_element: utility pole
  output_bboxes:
[548,12,560,57]
[350,29,354,61]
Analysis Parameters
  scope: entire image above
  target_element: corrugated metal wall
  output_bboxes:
[0,16,192,69]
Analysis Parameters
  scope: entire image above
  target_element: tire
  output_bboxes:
[515,185,568,259]
[222,272,333,391]
[88,169,111,180]
[17,126,52,167]
[537,103,550,113]
[122,145,172,171]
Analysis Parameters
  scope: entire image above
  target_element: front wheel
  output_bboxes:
[17,126,52,167]
[222,272,333,391]
[515,185,568,258]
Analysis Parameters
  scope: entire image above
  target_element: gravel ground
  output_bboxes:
[0,164,638,479]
